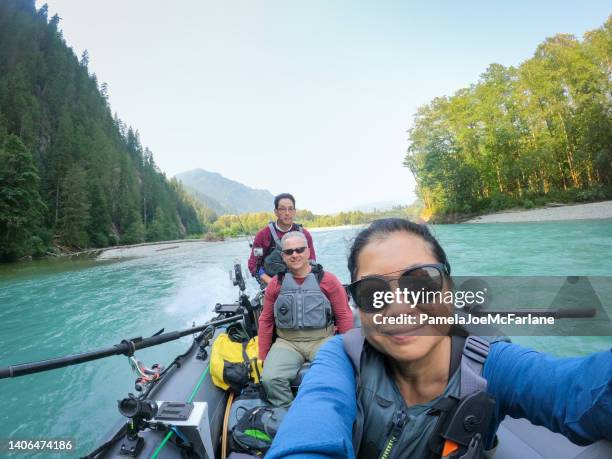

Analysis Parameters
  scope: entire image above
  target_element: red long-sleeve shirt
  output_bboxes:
[258,271,353,360]
[247,223,316,275]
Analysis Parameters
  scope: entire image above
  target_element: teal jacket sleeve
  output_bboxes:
[266,335,357,459]
[485,342,612,445]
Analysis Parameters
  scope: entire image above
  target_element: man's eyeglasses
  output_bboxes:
[348,263,448,313]
[277,207,295,213]
[282,246,307,256]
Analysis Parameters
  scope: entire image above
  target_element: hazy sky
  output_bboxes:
[37,1,610,214]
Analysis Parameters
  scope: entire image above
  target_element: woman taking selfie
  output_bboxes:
[266,218,612,459]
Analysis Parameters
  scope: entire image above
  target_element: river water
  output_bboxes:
[1,220,611,457]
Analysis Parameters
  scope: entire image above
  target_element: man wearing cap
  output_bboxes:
[258,231,353,407]
[247,193,316,286]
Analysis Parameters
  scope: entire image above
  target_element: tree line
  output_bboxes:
[211,204,423,238]
[0,0,211,261]
[405,17,612,221]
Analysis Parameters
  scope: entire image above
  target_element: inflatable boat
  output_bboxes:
[1,264,610,459]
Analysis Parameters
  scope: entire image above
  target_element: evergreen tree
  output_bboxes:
[0,134,46,260]
[121,210,145,245]
[58,164,90,248]
[87,178,113,247]
[147,206,170,242]
[0,0,215,260]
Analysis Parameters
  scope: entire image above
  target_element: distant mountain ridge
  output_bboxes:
[176,169,274,214]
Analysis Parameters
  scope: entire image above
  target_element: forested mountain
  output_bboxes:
[177,169,275,214]
[405,17,612,221]
[0,0,213,261]
[182,186,229,216]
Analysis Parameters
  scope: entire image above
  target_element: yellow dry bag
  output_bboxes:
[210,333,263,393]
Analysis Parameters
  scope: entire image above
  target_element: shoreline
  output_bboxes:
[308,223,366,233]
[24,202,612,262]
[96,239,214,260]
[463,200,612,223]
[94,226,367,260]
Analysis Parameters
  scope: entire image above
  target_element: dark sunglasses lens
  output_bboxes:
[351,278,390,312]
[283,246,307,255]
[398,266,443,302]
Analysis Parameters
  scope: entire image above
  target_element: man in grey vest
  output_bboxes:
[257,231,354,407]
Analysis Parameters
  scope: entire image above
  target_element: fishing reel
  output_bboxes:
[117,394,159,457]
[118,394,158,420]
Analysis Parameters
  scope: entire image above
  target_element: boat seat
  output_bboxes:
[496,417,612,459]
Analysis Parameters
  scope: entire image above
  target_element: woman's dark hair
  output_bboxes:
[274,193,296,209]
[348,218,451,281]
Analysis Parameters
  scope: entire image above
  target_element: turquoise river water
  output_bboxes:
[1,220,611,457]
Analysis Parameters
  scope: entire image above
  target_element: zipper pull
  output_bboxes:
[379,410,408,459]
[391,409,408,434]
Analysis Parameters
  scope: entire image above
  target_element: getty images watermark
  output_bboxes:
[364,276,611,336]
[371,287,558,326]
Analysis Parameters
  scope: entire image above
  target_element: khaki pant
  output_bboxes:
[262,335,331,407]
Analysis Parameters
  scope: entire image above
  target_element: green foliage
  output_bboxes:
[146,206,176,242]
[0,0,213,259]
[209,202,424,238]
[522,199,535,209]
[58,164,90,247]
[406,16,612,220]
[0,134,46,260]
[122,211,146,245]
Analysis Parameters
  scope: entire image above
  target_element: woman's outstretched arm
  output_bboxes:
[485,341,612,445]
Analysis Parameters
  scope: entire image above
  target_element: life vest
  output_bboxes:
[262,222,304,277]
[343,329,500,459]
[273,269,332,331]
[210,332,263,393]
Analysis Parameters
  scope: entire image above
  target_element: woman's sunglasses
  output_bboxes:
[348,263,448,313]
[282,246,307,256]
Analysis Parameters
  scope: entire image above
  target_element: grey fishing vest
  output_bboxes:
[273,272,332,331]
[343,329,497,459]
[263,222,304,277]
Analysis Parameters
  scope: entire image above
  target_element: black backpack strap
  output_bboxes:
[240,340,262,383]
[241,342,252,373]
[317,269,324,284]
[449,335,466,378]
[428,337,494,458]
[308,262,325,284]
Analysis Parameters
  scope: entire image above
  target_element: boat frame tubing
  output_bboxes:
[0,314,242,379]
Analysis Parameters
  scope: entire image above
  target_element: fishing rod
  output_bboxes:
[0,314,243,380]
[235,213,254,248]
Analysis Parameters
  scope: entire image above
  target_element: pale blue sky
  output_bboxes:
[37,1,610,214]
